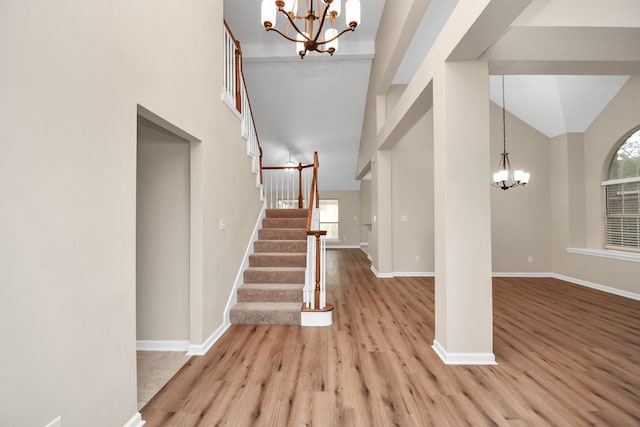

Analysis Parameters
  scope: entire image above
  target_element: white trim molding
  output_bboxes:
[432,340,497,365]
[123,412,145,427]
[492,272,553,278]
[136,340,189,352]
[186,322,230,356]
[224,203,266,325]
[371,265,393,278]
[45,417,61,427]
[393,271,435,278]
[326,244,362,249]
[566,247,640,263]
[551,273,640,301]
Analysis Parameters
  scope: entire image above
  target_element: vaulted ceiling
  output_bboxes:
[224,0,640,191]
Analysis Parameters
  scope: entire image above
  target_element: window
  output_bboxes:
[319,199,339,240]
[603,128,640,251]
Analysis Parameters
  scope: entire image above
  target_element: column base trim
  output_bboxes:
[186,322,229,356]
[123,412,145,427]
[432,339,497,365]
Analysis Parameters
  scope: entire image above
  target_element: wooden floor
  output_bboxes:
[141,249,640,426]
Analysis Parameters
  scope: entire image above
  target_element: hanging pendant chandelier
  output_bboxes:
[492,75,530,190]
[261,0,361,59]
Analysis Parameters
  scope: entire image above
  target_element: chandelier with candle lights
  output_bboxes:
[261,0,361,59]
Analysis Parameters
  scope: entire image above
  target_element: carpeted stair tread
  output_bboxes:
[249,252,306,267]
[237,283,303,302]
[266,208,308,218]
[262,217,307,229]
[244,266,305,284]
[258,228,307,240]
[254,240,307,253]
[230,302,301,325]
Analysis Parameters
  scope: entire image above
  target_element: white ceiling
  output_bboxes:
[225,0,638,190]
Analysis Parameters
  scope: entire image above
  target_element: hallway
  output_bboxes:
[141,249,640,426]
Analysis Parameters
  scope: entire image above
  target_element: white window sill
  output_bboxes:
[566,247,640,263]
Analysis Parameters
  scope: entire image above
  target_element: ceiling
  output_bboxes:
[224,0,639,190]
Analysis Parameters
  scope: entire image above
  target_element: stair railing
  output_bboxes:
[261,162,315,209]
[304,152,329,311]
[223,21,263,185]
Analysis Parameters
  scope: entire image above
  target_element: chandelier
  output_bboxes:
[261,0,361,59]
[492,75,530,190]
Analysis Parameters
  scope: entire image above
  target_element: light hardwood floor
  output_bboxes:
[141,249,640,426]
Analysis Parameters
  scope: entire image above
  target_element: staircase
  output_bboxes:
[230,208,308,325]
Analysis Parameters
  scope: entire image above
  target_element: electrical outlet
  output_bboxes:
[219,218,226,231]
[415,255,420,263]
[401,215,408,222]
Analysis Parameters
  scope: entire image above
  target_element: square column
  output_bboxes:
[371,150,393,277]
[432,61,495,364]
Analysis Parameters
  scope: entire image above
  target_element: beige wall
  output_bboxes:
[490,102,553,273]
[359,180,372,246]
[0,1,262,426]
[551,76,640,294]
[321,191,361,247]
[391,110,435,273]
[136,118,190,341]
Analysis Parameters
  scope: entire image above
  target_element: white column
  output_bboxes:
[432,61,495,364]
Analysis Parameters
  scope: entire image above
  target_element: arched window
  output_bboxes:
[602,128,640,250]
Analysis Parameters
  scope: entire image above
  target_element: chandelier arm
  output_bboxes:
[280,9,313,41]
[317,26,355,44]
[265,25,301,43]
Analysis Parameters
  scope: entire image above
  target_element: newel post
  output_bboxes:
[297,163,303,208]
[311,230,327,309]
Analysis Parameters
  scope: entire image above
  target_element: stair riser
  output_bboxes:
[237,288,302,303]
[262,218,307,229]
[230,309,299,325]
[265,209,308,219]
[258,229,307,240]
[244,270,305,284]
[254,241,307,253]
[249,254,306,267]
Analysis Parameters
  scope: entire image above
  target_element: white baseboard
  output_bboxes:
[491,271,640,301]
[492,272,553,278]
[186,322,229,356]
[370,265,393,278]
[432,339,497,365]
[224,203,266,325]
[551,273,640,301]
[45,416,61,427]
[393,271,435,278]
[359,242,368,247]
[327,244,361,249]
[136,340,189,352]
[123,412,145,427]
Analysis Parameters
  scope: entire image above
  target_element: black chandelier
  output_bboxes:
[492,75,530,190]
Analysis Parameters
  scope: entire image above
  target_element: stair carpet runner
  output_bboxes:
[230,208,308,325]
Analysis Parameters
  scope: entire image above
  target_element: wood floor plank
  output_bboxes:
[141,249,640,426]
